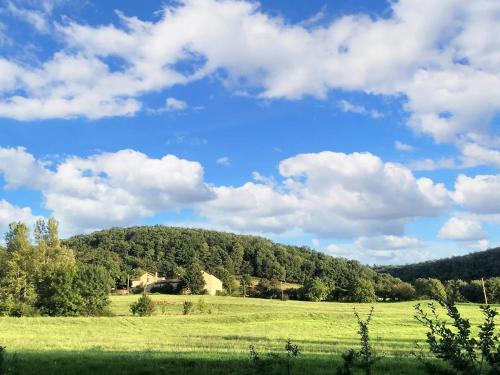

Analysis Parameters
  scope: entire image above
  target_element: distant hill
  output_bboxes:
[64,225,376,288]
[377,247,500,281]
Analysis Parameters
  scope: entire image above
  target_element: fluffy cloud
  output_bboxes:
[200,151,451,237]
[0,199,40,232]
[0,0,498,156]
[355,235,425,251]
[453,174,500,214]
[438,217,487,241]
[216,156,231,166]
[395,141,416,152]
[0,147,213,234]
[165,97,188,112]
[338,100,382,119]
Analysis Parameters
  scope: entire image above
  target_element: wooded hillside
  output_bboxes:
[64,225,375,289]
[377,247,500,281]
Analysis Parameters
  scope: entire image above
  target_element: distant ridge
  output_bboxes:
[377,247,500,281]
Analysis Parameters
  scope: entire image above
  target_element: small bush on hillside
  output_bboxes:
[414,299,500,375]
[183,301,194,315]
[130,294,155,317]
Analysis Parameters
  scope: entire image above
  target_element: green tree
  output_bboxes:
[301,277,329,302]
[445,279,467,303]
[461,280,484,303]
[485,277,500,304]
[183,263,205,294]
[240,274,252,297]
[214,266,236,295]
[350,278,377,303]
[36,264,81,316]
[414,278,447,301]
[0,223,42,315]
[390,281,416,301]
[75,264,113,315]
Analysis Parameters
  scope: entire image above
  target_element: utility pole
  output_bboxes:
[481,277,488,305]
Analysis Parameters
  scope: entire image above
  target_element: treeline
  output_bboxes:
[377,247,500,282]
[0,220,112,317]
[262,273,500,304]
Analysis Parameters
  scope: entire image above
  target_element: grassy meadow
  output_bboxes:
[0,295,498,374]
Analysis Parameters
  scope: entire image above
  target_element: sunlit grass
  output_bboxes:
[0,295,497,374]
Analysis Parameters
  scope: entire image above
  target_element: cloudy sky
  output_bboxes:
[0,0,499,264]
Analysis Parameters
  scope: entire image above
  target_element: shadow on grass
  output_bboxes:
[1,349,430,375]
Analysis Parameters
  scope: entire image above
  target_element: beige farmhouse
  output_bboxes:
[131,272,165,288]
[131,270,223,296]
[201,271,223,296]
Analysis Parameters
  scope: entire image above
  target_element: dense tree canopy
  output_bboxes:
[64,226,375,295]
[0,219,112,316]
[378,247,500,282]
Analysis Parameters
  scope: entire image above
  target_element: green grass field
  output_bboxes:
[0,295,498,374]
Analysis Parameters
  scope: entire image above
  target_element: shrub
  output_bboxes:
[130,294,155,317]
[255,279,281,299]
[196,298,208,313]
[414,299,500,374]
[183,301,194,315]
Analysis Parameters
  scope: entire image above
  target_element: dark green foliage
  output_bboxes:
[414,299,500,375]
[445,279,467,303]
[0,219,113,317]
[240,274,252,297]
[478,305,500,374]
[378,247,500,282]
[74,264,113,315]
[336,349,357,375]
[285,338,300,375]
[461,280,485,303]
[130,294,155,317]
[485,278,500,304]
[183,263,205,294]
[36,265,81,316]
[254,278,281,299]
[0,346,5,375]
[300,277,328,302]
[64,225,375,297]
[183,301,194,315]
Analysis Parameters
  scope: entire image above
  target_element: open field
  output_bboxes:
[0,295,498,374]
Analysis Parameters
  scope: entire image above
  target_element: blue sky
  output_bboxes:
[0,0,499,264]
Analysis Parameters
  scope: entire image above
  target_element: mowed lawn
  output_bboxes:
[0,295,498,374]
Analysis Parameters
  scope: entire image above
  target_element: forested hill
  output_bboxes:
[64,226,375,287]
[377,247,500,282]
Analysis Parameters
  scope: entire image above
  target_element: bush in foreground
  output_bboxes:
[130,295,155,317]
[415,299,500,374]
